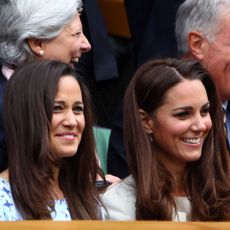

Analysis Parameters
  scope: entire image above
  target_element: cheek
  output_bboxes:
[154,120,186,139]
[72,41,81,53]
[50,116,60,131]
[79,115,85,131]
[164,118,188,132]
[203,45,223,72]
[205,116,212,131]
[68,37,79,48]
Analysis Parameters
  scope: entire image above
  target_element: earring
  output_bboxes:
[149,134,153,142]
[39,50,44,56]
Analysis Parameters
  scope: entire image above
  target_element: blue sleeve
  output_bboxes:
[0,179,21,221]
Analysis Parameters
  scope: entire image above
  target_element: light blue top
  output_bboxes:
[0,178,71,221]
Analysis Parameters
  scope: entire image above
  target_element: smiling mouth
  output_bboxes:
[56,134,77,140]
[182,138,201,144]
[71,57,79,63]
[62,134,76,138]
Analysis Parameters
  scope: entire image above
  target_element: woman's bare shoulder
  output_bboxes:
[0,169,9,182]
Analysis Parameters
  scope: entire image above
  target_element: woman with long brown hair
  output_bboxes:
[0,60,104,220]
[102,58,230,221]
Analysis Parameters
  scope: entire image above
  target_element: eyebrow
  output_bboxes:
[54,100,83,105]
[172,102,210,111]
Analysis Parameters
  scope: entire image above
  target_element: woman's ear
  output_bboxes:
[28,38,44,57]
[138,109,154,134]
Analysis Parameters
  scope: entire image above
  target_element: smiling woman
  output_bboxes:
[151,79,212,169]
[0,0,91,67]
[0,0,91,172]
[0,60,104,220]
[49,76,85,159]
[101,58,230,221]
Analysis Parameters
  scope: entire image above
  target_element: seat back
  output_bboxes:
[93,126,111,174]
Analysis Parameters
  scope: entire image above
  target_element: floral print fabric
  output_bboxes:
[0,178,71,221]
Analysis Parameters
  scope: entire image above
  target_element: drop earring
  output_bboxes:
[149,134,153,142]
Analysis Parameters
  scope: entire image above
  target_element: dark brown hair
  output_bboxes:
[124,58,230,220]
[3,60,102,219]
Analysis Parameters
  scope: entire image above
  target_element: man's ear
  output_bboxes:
[188,31,207,60]
[138,109,154,134]
[28,38,44,56]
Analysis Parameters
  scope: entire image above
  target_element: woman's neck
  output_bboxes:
[50,167,64,200]
[174,172,186,197]
[159,156,187,196]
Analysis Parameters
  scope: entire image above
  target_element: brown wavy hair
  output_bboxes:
[3,60,103,219]
[124,58,230,220]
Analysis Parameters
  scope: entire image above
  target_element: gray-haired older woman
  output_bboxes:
[0,0,91,171]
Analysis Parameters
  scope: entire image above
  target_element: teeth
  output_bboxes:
[182,138,200,144]
[63,135,75,138]
[71,57,79,63]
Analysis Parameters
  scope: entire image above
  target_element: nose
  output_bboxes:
[63,110,77,127]
[191,115,207,132]
[81,34,91,53]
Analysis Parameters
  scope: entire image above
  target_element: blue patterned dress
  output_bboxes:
[0,178,71,220]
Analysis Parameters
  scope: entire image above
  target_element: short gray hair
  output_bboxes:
[175,0,230,55]
[0,0,82,66]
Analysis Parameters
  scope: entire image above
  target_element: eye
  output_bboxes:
[53,104,63,112]
[174,111,190,120]
[73,105,84,114]
[71,32,81,37]
[200,105,210,116]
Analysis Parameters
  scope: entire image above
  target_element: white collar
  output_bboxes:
[1,65,14,80]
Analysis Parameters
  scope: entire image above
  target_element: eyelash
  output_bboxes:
[53,105,84,113]
[175,111,189,118]
[71,32,81,37]
[53,105,63,112]
[73,106,84,113]
[174,107,210,119]
[201,107,210,115]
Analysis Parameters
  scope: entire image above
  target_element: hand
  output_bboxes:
[105,174,121,185]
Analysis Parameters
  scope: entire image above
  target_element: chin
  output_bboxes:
[57,149,78,158]
[186,153,202,162]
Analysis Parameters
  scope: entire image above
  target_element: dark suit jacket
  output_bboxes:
[124,0,184,67]
[76,0,118,82]
[0,66,7,172]
[75,0,120,127]
[107,100,128,178]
